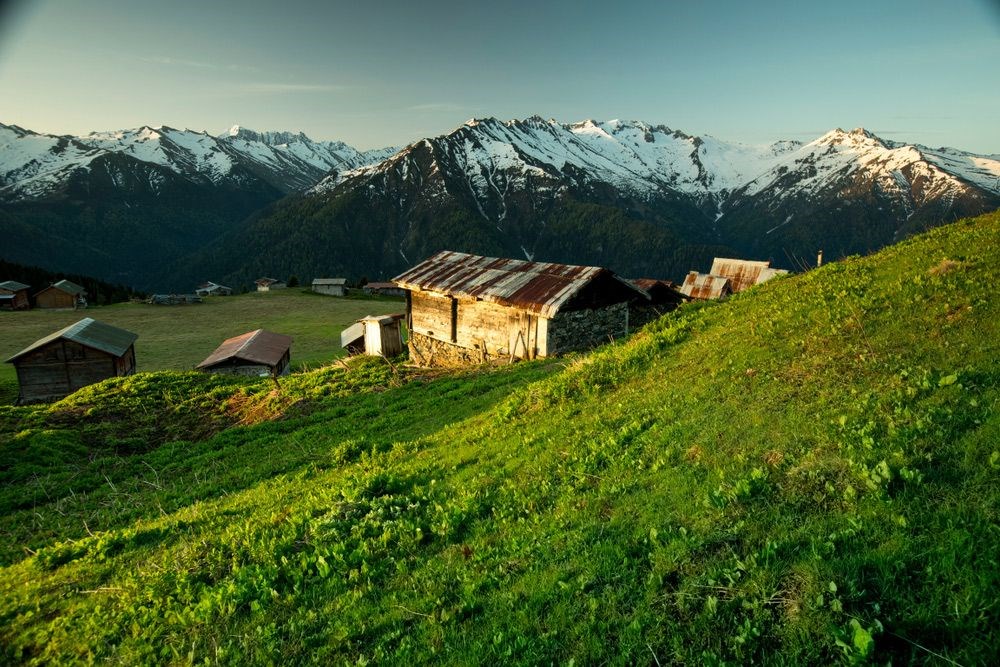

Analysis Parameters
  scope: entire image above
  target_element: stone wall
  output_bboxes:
[547,302,629,355]
[408,331,496,367]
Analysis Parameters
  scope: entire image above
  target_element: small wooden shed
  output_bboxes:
[340,314,405,357]
[5,317,137,403]
[0,280,31,310]
[393,250,649,366]
[196,329,292,377]
[35,279,87,309]
[255,278,287,292]
[312,278,347,296]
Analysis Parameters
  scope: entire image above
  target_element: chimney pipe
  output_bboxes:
[817,250,823,268]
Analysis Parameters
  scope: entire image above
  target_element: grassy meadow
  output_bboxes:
[0,289,404,404]
[1,211,999,664]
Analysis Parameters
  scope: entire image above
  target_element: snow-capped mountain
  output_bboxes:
[2,116,998,290]
[0,122,396,199]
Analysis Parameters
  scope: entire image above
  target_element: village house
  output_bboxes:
[362,281,406,298]
[340,314,405,357]
[709,258,788,293]
[5,318,137,403]
[196,281,233,297]
[34,279,87,309]
[392,250,649,366]
[312,278,347,296]
[196,329,292,377]
[255,277,287,292]
[0,280,31,310]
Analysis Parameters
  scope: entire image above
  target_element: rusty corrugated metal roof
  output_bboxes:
[197,329,292,369]
[6,318,137,362]
[709,257,788,293]
[679,272,731,300]
[392,250,647,318]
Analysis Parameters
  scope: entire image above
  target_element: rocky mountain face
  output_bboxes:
[1,118,998,290]
[183,118,999,289]
[0,122,395,288]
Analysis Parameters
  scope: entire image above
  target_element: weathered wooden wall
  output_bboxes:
[35,289,76,309]
[13,340,129,403]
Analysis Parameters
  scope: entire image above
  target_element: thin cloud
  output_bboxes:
[232,82,345,95]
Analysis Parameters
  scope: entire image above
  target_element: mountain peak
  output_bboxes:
[223,126,312,146]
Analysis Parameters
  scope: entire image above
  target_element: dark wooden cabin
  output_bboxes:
[35,279,87,309]
[196,329,292,377]
[5,318,138,403]
[393,251,649,367]
[0,280,31,310]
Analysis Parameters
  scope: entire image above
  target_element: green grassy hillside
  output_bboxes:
[1,211,999,664]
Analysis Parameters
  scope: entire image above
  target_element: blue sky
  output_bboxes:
[1,0,998,151]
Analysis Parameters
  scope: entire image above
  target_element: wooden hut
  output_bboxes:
[340,314,405,357]
[196,329,292,377]
[679,272,732,300]
[393,250,649,367]
[255,278,286,292]
[312,278,347,296]
[0,280,31,310]
[5,318,137,403]
[35,279,87,309]
[709,258,788,293]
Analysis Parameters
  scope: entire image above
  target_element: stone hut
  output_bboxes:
[392,250,649,367]
[35,279,87,309]
[196,329,292,377]
[5,318,137,403]
[0,280,31,310]
[362,282,406,298]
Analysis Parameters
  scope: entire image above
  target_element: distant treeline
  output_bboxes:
[0,259,145,306]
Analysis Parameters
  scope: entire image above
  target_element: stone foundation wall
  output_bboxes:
[547,302,629,355]
[408,332,497,368]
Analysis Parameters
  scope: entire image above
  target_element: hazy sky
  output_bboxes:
[2,0,999,151]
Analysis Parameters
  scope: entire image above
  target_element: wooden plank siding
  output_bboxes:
[12,340,129,402]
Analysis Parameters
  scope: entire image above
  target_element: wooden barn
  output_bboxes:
[709,258,787,293]
[679,272,732,300]
[0,280,31,310]
[340,314,405,357]
[255,277,286,292]
[196,329,292,377]
[35,279,87,309]
[196,281,232,297]
[5,318,137,403]
[392,251,649,366]
[312,278,347,296]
